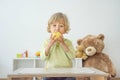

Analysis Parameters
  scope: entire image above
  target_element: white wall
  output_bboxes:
[0,0,120,78]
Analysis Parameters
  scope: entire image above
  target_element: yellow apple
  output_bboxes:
[52,32,61,40]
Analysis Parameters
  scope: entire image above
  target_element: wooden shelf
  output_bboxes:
[13,58,45,71]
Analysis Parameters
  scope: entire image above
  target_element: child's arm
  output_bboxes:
[45,35,56,56]
[60,41,70,52]
[58,37,75,59]
[57,36,70,52]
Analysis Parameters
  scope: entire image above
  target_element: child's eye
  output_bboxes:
[59,24,64,27]
[53,24,56,27]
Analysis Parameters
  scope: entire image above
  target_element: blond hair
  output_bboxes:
[47,12,70,33]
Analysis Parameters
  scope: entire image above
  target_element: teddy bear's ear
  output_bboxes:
[77,39,82,45]
[97,34,104,41]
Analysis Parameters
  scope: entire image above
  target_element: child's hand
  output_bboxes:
[57,36,70,52]
[50,34,57,44]
[57,35,64,43]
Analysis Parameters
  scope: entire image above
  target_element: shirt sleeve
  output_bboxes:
[40,39,49,60]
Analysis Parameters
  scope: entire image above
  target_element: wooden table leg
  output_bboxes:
[76,77,79,80]
[7,77,12,80]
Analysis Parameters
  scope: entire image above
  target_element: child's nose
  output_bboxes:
[56,26,60,31]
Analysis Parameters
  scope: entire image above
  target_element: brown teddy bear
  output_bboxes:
[76,34,116,79]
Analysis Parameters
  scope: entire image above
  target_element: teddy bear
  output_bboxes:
[76,34,116,80]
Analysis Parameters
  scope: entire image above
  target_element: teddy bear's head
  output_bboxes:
[76,34,104,58]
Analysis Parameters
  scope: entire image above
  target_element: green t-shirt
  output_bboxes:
[41,38,75,68]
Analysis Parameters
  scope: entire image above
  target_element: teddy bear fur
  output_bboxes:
[76,45,88,60]
[76,34,116,79]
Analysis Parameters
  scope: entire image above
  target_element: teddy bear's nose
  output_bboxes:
[87,48,92,51]
[85,46,96,56]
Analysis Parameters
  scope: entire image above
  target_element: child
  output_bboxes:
[41,12,75,80]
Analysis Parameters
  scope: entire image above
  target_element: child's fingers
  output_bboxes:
[50,34,54,40]
[50,34,52,39]
[57,36,64,42]
[52,35,56,40]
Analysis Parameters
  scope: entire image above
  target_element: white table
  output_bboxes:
[8,67,109,80]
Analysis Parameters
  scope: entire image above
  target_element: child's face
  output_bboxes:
[50,22,65,34]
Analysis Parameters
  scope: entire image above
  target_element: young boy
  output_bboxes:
[41,12,75,80]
